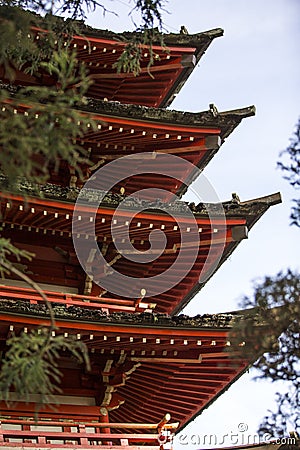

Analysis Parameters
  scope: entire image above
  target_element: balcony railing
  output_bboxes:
[0,284,155,314]
[0,415,178,449]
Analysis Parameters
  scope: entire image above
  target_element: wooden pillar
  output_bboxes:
[99,407,112,446]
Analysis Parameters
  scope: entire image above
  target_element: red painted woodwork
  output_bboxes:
[4,101,224,199]
[4,25,223,108]
[0,15,282,448]
[0,312,249,432]
[0,192,248,313]
[0,418,175,448]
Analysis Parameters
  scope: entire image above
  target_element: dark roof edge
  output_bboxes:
[240,192,282,207]
[77,99,256,141]
[76,23,224,49]
[0,298,266,329]
[0,300,231,328]
[0,177,282,220]
[0,82,254,139]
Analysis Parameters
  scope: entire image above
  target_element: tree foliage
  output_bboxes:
[278,118,300,227]
[232,271,300,437]
[0,328,90,411]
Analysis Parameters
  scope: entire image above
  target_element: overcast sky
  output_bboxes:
[86,1,300,447]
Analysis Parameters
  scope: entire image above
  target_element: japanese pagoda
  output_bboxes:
[0,13,281,449]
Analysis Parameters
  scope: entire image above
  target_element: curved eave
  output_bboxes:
[3,10,223,108]
[38,20,224,107]
[0,87,255,198]
[0,189,281,314]
[172,192,282,314]
[0,308,252,430]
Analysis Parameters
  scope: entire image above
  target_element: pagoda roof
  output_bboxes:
[1,85,255,198]
[0,183,281,314]
[6,12,224,107]
[0,302,257,431]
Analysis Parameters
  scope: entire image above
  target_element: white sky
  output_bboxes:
[86,1,300,447]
